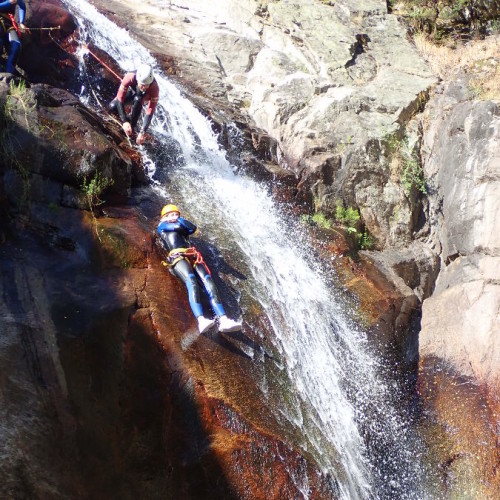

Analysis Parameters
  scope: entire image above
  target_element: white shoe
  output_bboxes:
[218,315,242,333]
[197,316,216,334]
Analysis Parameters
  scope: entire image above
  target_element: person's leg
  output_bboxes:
[129,93,143,129]
[108,88,135,118]
[172,259,203,317]
[172,259,215,333]
[6,31,20,74]
[195,264,242,332]
[194,265,226,316]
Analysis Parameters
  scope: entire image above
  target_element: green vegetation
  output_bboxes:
[82,170,114,212]
[81,171,114,240]
[334,201,374,250]
[336,135,353,155]
[311,212,332,229]
[5,80,36,127]
[300,212,332,230]
[401,151,427,195]
[358,230,374,250]
[386,133,427,196]
[302,201,374,250]
[335,201,360,233]
[393,0,496,41]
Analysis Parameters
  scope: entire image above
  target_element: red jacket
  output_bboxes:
[116,72,159,116]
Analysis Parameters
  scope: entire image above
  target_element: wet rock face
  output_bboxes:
[1,64,338,497]
[418,357,500,497]
[0,199,338,498]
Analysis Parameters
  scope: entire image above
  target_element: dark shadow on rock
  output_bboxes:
[204,330,254,360]
[204,328,278,363]
[0,205,240,499]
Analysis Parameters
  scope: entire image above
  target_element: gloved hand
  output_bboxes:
[136,131,146,145]
[122,122,133,136]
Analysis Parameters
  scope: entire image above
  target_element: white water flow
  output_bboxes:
[64,1,432,498]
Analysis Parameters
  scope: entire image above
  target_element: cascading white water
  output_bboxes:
[62,1,433,498]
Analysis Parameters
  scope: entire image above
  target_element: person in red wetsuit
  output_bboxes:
[109,63,159,145]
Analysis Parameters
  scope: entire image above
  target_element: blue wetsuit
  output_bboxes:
[0,0,26,73]
[158,217,226,318]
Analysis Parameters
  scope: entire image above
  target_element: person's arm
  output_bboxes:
[144,81,159,123]
[115,100,128,124]
[158,219,196,237]
[114,73,135,134]
[178,218,197,235]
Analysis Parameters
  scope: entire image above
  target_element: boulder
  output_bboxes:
[21,0,79,85]
[1,81,133,211]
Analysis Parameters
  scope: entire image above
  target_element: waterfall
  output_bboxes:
[62,1,432,498]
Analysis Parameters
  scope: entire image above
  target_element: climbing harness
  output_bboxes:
[7,13,20,36]
[163,247,211,275]
[0,13,19,37]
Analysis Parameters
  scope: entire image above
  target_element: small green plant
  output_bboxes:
[334,201,376,250]
[468,80,483,99]
[311,212,332,229]
[300,212,333,230]
[5,80,37,129]
[386,134,427,195]
[335,201,361,231]
[81,171,114,240]
[386,132,401,154]
[489,18,500,34]
[82,171,114,211]
[399,139,427,195]
[357,230,374,250]
[402,157,427,194]
[337,135,353,155]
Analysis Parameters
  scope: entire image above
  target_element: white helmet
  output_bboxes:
[136,64,154,85]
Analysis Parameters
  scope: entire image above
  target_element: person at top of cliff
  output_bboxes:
[0,0,30,75]
[108,63,159,145]
[157,204,242,334]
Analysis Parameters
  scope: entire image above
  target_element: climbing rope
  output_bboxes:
[28,26,61,31]
[82,44,122,82]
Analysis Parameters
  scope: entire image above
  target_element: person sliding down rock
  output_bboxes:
[157,204,242,334]
[108,63,159,145]
[0,0,30,74]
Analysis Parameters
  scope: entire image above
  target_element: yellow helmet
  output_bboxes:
[161,204,180,217]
